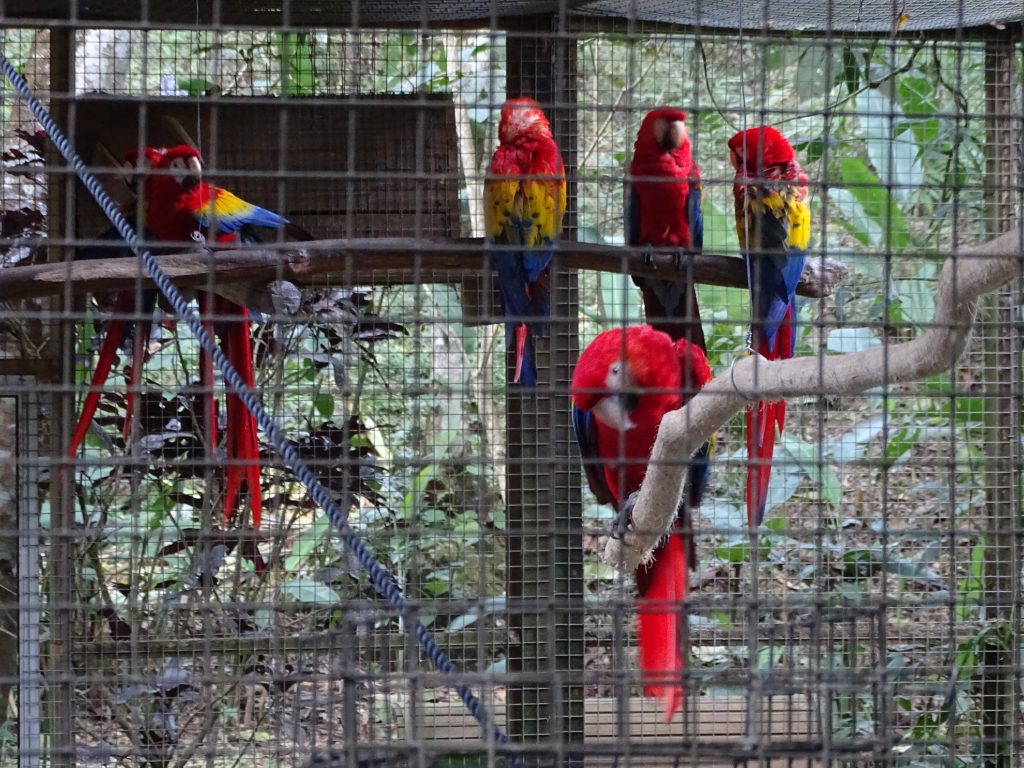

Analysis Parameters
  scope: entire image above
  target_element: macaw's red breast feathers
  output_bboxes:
[629,108,699,250]
[627,107,705,355]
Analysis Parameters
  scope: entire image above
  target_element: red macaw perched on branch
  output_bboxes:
[571,325,713,721]
[68,148,167,459]
[627,108,704,349]
[484,97,566,386]
[728,126,810,528]
[626,108,713,523]
[143,144,288,528]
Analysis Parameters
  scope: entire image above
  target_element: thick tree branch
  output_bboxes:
[0,237,848,301]
[603,226,1024,570]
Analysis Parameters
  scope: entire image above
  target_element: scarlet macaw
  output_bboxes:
[571,325,713,721]
[68,148,167,458]
[146,144,288,528]
[728,126,810,528]
[484,97,566,386]
[626,108,712,514]
[627,108,704,349]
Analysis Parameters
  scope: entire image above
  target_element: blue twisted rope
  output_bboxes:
[0,50,519,762]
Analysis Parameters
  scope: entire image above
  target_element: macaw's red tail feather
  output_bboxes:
[636,532,688,722]
[215,296,262,528]
[198,294,218,455]
[746,399,786,528]
[121,317,153,445]
[747,303,793,528]
[513,323,528,385]
[68,293,135,457]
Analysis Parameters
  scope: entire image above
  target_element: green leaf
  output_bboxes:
[885,426,920,463]
[447,596,507,633]
[823,415,886,463]
[585,561,618,582]
[280,32,316,96]
[177,77,214,96]
[715,539,749,564]
[856,89,922,203]
[313,392,334,418]
[284,516,332,572]
[700,198,739,256]
[898,76,940,146]
[894,261,936,328]
[827,188,882,247]
[956,539,984,621]
[839,45,861,94]
[422,580,451,597]
[794,46,827,99]
[398,464,443,520]
[826,327,881,354]
[280,578,341,604]
[780,433,842,509]
[836,156,910,251]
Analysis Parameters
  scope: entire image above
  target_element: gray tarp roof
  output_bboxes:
[3,0,1022,32]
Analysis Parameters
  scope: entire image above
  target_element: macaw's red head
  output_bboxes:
[727,126,794,175]
[572,326,682,430]
[498,97,553,145]
[144,144,204,200]
[634,107,690,156]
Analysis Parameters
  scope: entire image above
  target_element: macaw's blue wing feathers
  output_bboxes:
[194,187,289,234]
[571,404,616,507]
[687,183,704,252]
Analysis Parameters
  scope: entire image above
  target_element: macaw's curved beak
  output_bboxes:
[592,392,638,431]
[662,120,687,151]
[181,156,203,191]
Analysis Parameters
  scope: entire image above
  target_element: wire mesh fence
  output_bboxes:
[0,2,1021,767]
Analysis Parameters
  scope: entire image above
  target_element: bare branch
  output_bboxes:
[0,237,848,301]
[603,226,1024,570]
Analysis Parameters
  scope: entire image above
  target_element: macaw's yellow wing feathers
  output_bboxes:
[190,186,289,234]
[485,157,566,247]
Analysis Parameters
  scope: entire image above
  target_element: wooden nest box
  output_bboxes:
[72,93,464,247]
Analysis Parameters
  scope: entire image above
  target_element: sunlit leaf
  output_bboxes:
[857,89,923,203]
[837,156,910,251]
[826,327,881,354]
[281,578,341,604]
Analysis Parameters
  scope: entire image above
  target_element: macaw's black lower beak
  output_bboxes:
[618,392,639,414]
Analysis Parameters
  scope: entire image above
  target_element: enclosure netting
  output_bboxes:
[0,2,1021,767]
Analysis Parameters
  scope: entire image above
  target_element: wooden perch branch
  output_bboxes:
[0,237,848,301]
[603,226,1024,571]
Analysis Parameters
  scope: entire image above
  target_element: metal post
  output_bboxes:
[504,13,584,767]
[43,26,77,768]
[980,35,1021,768]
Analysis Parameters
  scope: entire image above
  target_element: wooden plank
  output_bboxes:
[0,239,849,301]
[407,695,822,767]
[412,695,815,744]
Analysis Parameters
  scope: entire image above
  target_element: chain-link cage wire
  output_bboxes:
[0,2,1021,767]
